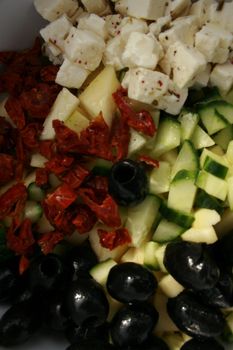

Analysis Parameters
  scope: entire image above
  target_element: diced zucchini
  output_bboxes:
[227,176,233,211]
[191,125,215,149]
[40,88,79,140]
[181,226,218,244]
[125,195,161,247]
[154,244,168,273]
[196,170,228,201]
[197,103,229,135]
[226,140,233,164]
[27,182,45,202]
[178,112,199,142]
[171,140,199,180]
[150,117,181,157]
[64,107,90,134]
[152,219,184,243]
[195,190,224,215]
[153,292,178,333]
[30,153,47,168]
[160,202,194,229]
[158,274,184,298]
[143,241,160,270]
[200,148,229,179]
[212,100,233,124]
[213,125,233,151]
[160,148,178,166]
[90,158,113,176]
[149,161,171,195]
[24,201,43,223]
[128,129,147,156]
[89,258,117,287]
[215,209,233,237]
[168,170,198,214]
[79,65,120,126]
[121,245,145,265]
[36,214,54,234]
[163,333,185,350]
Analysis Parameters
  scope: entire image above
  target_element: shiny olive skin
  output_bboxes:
[66,340,116,350]
[167,290,226,338]
[108,159,148,207]
[107,262,157,303]
[65,321,109,344]
[45,292,70,331]
[0,299,43,347]
[164,241,220,290]
[0,264,19,301]
[198,271,233,308]
[120,335,169,350]
[66,278,109,327]
[180,338,224,350]
[110,302,159,347]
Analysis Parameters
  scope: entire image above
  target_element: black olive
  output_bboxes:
[28,253,70,293]
[108,159,148,207]
[197,270,233,308]
[107,262,157,303]
[66,278,109,327]
[211,231,233,267]
[0,264,19,302]
[167,290,226,338]
[66,340,116,350]
[110,302,159,347]
[0,299,44,347]
[180,337,224,350]
[164,241,220,290]
[45,292,70,331]
[65,321,109,344]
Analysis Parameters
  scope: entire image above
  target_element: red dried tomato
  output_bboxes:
[0,51,16,65]
[0,154,14,185]
[84,175,109,203]
[53,209,76,235]
[0,183,27,221]
[98,227,131,250]
[53,119,81,153]
[62,164,89,189]
[40,65,59,82]
[36,168,49,187]
[138,155,160,168]
[78,188,121,228]
[19,255,30,275]
[7,218,35,256]
[72,204,97,233]
[45,154,74,176]
[0,71,23,96]
[5,96,25,130]
[113,87,156,137]
[39,140,55,160]
[20,122,43,151]
[38,231,64,255]
[111,115,130,161]
[45,184,78,210]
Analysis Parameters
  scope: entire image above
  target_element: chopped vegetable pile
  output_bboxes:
[1,0,233,349]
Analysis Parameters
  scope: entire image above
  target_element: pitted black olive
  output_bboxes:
[0,299,44,347]
[65,321,109,344]
[45,292,70,331]
[167,290,226,338]
[66,278,109,327]
[66,340,116,350]
[212,230,233,267]
[108,159,148,206]
[0,264,19,301]
[164,241,220,290]
[110,302,159,347]
[198,270,233,308]
[107,262,157,303]
[180,337,224,350]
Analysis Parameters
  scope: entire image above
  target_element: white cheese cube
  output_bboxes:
[40,15,72,56]
[64,28,105,71]
[124,68,169,104]
[119,17,149,41]
[149,15,171,37]
[165,0,191,18]
[34,0,79,22]
[157,80,188,115]
[103,35,125,70]
[193,63,211,89]
[210,62,233,95]
[55,58,90,88]
[115,0,166,20]
[78,14,108,40]
[209,2,233,33]
[122,32,163,70]
[80,0,111,15]
[159,15,198,50]
[42,43,64,65]
[195,23,233,64]
[105,14,124,37]
[189,0,216,26]
[166,41,207,89]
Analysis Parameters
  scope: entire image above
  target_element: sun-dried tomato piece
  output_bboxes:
[72,204,97,234]
[14,161,24,182]
[0,51,16,65]
[53,209,76,235]
[0,183,27,221]
[7,218,35,256]
[62,164,90,189]
[0,71,23,96]
[40,65,59,82]
[0,154,14,185]
[84,175,109,204]
[36,168,49,187]
[5,96,25,130]
[19,255,30,275]
[45,184,78,210]
[79,188,121,228]
[138,155,160,168]
[111,115,130,161]
[20,122,42,151]
[20,83,60,118]
[53,119,81,152]
[0,117,17,154]
[98,227,131,250]
[38,231,64,255]
[45,154,74,176]
[113,87,156,137]
[39,140,55,160]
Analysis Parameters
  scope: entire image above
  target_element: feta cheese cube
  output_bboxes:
[119,17,149,41]
[42,43,64,65]
[64,28,105,71]
[40,15,72,56]
[149,15,171,37]
[55,58,90,88]
[195,23,233,64]
[123,67,169,104]
[166,41,207,89]
[105,14,124,37]
[157,80,188,115]
[103,35,125,70]
[210,62,233,95]
[165,0,191,18]
[34,0,79,22]
[115,0,166,20]
[122,32,163,70]
[189,0,216,26]
[159,15,198,50]
[193,63,211,89]
[78,14,108,40]
[209,2,233,33]
[80,0,111,15]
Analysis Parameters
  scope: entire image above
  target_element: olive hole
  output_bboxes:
[40,257,60,278]
[113,163,136,184]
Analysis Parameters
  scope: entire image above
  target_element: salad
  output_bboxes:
[1,0,233,349]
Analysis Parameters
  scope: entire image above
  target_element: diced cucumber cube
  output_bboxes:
[149,161,171,194]
[196,170,228,201]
